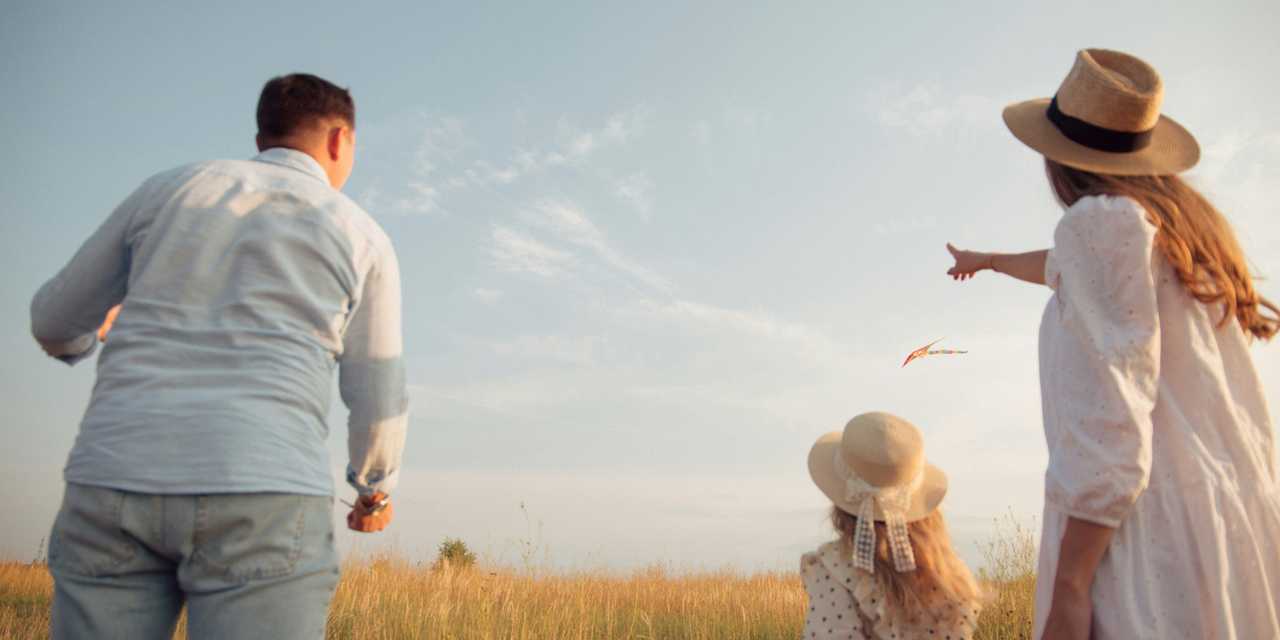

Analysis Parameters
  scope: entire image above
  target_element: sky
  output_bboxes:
[3,1,1279,572]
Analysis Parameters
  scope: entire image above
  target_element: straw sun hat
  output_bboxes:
[1003,48,1199,176]
[808,412,947,573]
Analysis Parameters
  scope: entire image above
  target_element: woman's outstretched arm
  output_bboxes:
[946,243,1049,286]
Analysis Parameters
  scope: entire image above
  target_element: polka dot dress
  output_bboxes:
[800,542,978,640]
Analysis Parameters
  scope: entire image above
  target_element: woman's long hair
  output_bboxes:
[1045,158,1279,340]
[830,507,980,626]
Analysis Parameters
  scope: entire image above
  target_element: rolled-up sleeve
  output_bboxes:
[1043,196,1160,527]
[339,244,409,496]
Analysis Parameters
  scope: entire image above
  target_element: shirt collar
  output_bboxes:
[252,147,331,186]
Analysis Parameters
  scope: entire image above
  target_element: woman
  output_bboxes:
[947,49,1280,639]
[802,412,982,639]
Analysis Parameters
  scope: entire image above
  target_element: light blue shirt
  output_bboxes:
[31,148,408,496]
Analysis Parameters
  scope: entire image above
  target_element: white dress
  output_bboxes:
[801,541,980,640]
[1034,194,1280,639]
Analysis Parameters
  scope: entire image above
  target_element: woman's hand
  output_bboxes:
[946,243,993,281]
[1039,581,1093,640]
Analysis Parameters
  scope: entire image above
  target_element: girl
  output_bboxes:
[802,412,982,639]
[948,49,1280,639]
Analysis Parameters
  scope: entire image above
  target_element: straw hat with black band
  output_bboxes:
[1003,48,1199,176]
[808,412,948,574]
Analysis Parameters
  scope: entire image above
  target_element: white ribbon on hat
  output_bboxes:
[834,451,921,574]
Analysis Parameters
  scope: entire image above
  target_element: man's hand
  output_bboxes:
[346,492,393,533]
[946,243,993,281]
[97,305,122,342]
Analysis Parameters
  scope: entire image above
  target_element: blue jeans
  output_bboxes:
[48,483,339,639]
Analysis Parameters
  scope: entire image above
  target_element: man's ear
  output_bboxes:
[255,134,266,152]
[326,126,344,161]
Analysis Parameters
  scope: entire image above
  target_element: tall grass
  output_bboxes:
[973,513,1039,639]
[0,562,51,638]
[330,558,804,639]
[0,520,1037,639]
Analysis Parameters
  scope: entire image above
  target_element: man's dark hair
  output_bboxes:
[256,73,355,140]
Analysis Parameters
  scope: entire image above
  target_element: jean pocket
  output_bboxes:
[48,484,136,577]
[193,494,311,582]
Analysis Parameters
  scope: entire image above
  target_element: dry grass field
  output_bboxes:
[0,518,1037,639]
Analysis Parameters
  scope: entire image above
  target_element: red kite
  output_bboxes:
[901,338,968,367]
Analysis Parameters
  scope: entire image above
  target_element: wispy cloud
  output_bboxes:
[388,115,469,215]
[613,172,654,219]
[395,181,443,216]
[868,84,1001,137]
[486,190,853,373]
[490,226,576,279]
[677,106,776,152]
[473,105,653,188]
[521,200,673,293]
[419,106,857,432]
[381,105,653,216]
[408,377,586,416]
[569,107,649,153]
[480,192,857,387]
[616,298,852,366]
[1196,129,1280,276]
[489,334,606,367]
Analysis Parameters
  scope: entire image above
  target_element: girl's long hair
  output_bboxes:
[1045,158,1279,340]
[830,507,980,626]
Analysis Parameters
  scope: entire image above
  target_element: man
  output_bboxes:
[30,73,407,639]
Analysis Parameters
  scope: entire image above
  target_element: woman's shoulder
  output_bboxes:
[1054,193,1157,257]
[1061,194,1152,231]
[801,542,881,605]
[800,541,844,575]
[801,541,872,597]
[802,540,851,566]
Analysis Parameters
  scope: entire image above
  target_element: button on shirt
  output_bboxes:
[30,148,408,497]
